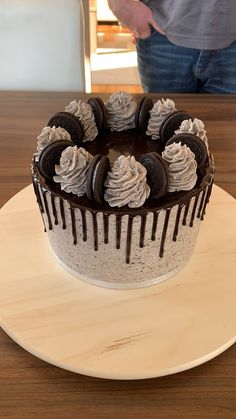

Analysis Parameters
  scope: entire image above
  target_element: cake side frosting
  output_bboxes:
[32,163,213,286]
[32,155,213,261]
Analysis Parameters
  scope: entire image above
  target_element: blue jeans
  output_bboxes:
[136,31,236,93]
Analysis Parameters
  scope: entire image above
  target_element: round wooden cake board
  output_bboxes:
[0,185,235,380]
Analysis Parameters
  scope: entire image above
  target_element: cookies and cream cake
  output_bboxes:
[32,93,214,289]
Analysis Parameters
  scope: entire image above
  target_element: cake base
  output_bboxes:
[52,249,191,289]
[0,185,235,380]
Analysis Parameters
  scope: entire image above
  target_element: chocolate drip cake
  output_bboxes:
[32,93,214,288]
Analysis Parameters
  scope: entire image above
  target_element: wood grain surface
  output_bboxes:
[0,92,235,418]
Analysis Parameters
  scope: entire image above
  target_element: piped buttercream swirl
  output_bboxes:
[53,146,93,196]
[162,142,197,192]
[175,118,209,152]
[65,100,98,142]
[146,98,176,140]
[105,92,137,131]
[36,126,71,160]
[104,155,150,208]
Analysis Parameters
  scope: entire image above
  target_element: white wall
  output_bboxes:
[0,0,89,91]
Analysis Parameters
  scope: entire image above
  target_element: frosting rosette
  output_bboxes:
[53,146,93,196]
[146,98,176,140]
[105,92,137,131]
[36,126,71,159]
[175,118,209,153]
[162,142,197,192]
[104,155,150,208]
[65,100,98,142]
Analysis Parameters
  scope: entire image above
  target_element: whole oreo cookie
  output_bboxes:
[135,96,153,132]
[48,112,84,146]
[87,154,110,203]
[159,110,192,144]
[88,97,107,133]
[38,139,72,180]
[166,133,208,168]
[140,152,170,199]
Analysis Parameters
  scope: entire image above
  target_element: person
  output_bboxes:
[107,0,236,93]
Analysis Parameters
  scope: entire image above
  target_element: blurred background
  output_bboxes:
[0,0,142,93]
[2,1,235,95]
[90,0,142,92]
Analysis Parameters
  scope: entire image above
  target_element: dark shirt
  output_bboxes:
[142,0,236,49]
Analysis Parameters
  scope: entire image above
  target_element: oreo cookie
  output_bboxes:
[48,112,84,146]
[38,139,72,180]
[87,154,110,203]
[140,152,170,199]
[159,110,192,144]
[166,133,208,168]
[135,96,153,132]
[88,97,107,133]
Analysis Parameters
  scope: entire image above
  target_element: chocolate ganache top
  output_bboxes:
[85,129,162,164]
[33,93,214,215]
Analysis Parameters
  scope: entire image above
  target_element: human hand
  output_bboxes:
[108,0,164,39]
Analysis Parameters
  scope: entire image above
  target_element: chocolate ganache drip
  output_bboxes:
[32,169,214,264]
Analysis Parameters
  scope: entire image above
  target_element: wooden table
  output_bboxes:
[0,92,235,418]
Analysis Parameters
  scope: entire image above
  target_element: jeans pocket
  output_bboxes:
[136,26,160,43]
